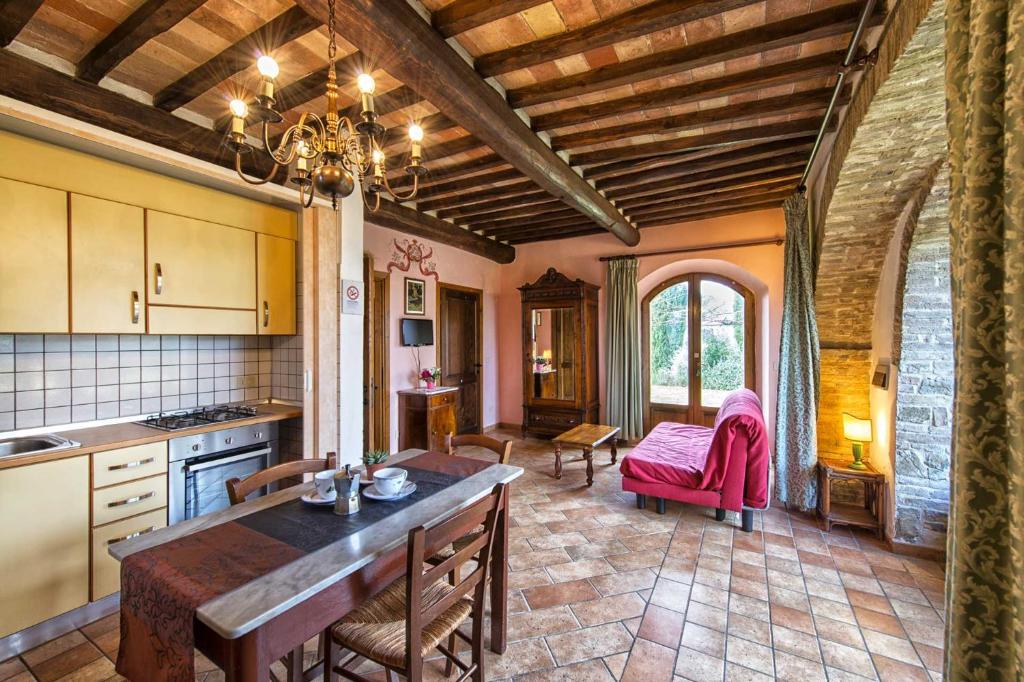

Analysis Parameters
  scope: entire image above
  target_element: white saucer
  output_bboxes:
[363,481,417,501]
[351,465,374,485]
[301,491,336,506]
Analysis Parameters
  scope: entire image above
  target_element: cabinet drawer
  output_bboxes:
[91,507,167,600]
[92,475,167,527]
[429,391,456,407]
[93,442,167,489]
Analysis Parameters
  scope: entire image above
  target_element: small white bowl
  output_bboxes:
[372,467,408,497]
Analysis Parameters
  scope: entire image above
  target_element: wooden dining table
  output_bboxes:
[109,448,522,681]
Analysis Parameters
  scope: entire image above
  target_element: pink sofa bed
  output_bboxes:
[619,389,772,532]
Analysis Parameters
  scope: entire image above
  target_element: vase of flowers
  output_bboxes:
[363,449,389,478]
[420,367,441,389]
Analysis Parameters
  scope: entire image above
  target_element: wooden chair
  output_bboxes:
[225,452,337,505]
[326,483,508,682]
[226,452,337,682]
[445,433,512,465]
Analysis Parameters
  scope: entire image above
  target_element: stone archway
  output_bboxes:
[893,170,952,548]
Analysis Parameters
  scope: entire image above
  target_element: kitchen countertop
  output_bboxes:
[0,402,303,470]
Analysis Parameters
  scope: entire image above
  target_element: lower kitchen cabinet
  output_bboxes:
[0,457,90,638]
[92,507,166,600]
[398,388,458,452]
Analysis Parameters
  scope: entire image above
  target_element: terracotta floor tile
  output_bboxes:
[805,578,849,603]
[529,532,591,550]
[621,532,673,552]
[606,549,666,572]
[650,578,692,613]
[674,645,725,682]
[685,602,728,632]
[21,632,88,668]
[728,593,770,622]
[659,557,696,585]
[508,606,580,641]
[510,548,574,571]
[819,639,877,678]
[516,658,615,682]
[814,615,865,646]
[0,659,29,682]
[862,629,923,666]
[690,583,730,610]
[620,637,676,682]
[624,615,643,636]
[725,635,774,676]
[572,592,646,627]
[872,653,930,681]
[681,622,726,658]
[564,539,632,561]
[589,567,658,597]
[730,576,768,601]
[769,585,811,612]
[638,604,685,649]
[524,578,601,609]
[484,637,556,679]
[545,622,634,666]
[730,561,765,583]
[769,604,815,635]
[28,641,102,682]
[546,558,616,584]
[771,624,822,663]
[809,595,856,624]
[604,652,628,679]
[510,567,555,590]
[847,587,894,614]
[854,606,905,637]
[913,641,944,672]
[773,650,827,682]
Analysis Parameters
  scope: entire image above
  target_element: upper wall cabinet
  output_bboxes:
[70,195,145,334]
[0,178,69,333]
[257,233,296,335]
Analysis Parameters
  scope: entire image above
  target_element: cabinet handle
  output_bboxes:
[154,263,163,295]
[108,457,154,471]
[263,301,270,328]
[107,526,158,546]
[131,291,140,324]
[107,491,155,508]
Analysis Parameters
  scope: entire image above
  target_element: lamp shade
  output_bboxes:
[842,413,873,442]
[541,350,552,360]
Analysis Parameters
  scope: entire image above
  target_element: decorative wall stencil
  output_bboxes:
[388,239,439,281]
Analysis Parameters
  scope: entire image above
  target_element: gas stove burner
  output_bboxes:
[137,404,261,431]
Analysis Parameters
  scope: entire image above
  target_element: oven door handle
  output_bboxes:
[183,447,273,473]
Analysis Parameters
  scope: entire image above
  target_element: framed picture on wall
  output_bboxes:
[405,277,426,315]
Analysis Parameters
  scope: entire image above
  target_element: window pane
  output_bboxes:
[700,280,745,407]
[649,281,689,405]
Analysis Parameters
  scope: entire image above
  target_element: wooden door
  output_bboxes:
[438,284,483,434]
[0,177,69,333]
[70,194,145,333]
[146,210,256,310]
[363,259,390,453]
[257,233,296,334]
[642,274,755,431]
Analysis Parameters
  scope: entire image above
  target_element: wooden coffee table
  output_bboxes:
[553,423,621,486]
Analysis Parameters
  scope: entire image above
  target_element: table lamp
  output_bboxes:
[842,413,872,470]
[542,350,552,364]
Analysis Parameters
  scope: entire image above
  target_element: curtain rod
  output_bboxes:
[598,236,784,262]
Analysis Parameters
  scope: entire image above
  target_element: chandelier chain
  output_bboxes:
[327,0,337,63]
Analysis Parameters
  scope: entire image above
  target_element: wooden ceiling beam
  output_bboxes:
[551,87,842,151]
[626,182,800,221]
[459,202,574,227]
[570,117,830,166]
[503,221,602,242]
[415,134,488,166]
[474,209,584,234]
[608,156,809,202]
[154,7,321,111]
[366,199,515,263]
[597,140,814,192]
[390,153,507,188]
[583,139,797,182]
[532,51,843,132]
[626,188,795,222]
[77,0,206,83]
[484,214,597,238]
[432,0,550,38]
[415,179,537,213]
[434,190,551,220]
[636,201,786,229]
[384,111,458,151]
[508,2,879,108]
[297,0,639,245]
[477,0,761,77]
[507,227,605,245]
[0,0,43,47]
[405,168,523,202]
[616,168,805,211]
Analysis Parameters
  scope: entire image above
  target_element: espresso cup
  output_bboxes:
[314,470,337,498]
[372,467,407,497]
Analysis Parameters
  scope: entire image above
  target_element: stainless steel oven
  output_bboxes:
[168,422,278,524]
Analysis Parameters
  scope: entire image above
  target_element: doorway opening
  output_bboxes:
[642,273,754,431]
[363,258,390,453]
[437,283,483,434]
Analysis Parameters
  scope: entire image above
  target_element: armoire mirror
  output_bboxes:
[530,307,576,401]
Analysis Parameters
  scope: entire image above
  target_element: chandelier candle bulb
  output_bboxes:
[257,55,278,100]
[229,99,247,134]
[357,73,376,115]
[296,141,307,171]
[409,124,424,159]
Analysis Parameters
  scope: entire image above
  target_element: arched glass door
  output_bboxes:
[642,274,754,429]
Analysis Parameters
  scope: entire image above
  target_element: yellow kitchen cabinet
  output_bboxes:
[146,210,256,311]
[257,233,296,335]
[91,508,166,601]
[70,194,145,333]
[0,177,69,333]
[0,457,89,638]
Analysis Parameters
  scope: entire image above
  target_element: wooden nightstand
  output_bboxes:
[817,458,886,538]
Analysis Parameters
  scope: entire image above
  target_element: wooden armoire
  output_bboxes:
[520,268,600,437]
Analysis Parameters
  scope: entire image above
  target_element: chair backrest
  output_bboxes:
[404,482,507,672]
[445,433,512,465]
[225,452,337,505]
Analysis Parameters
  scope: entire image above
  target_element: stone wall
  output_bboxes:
[893,178,952,548]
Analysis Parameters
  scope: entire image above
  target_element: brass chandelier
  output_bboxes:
[224,0,426,210]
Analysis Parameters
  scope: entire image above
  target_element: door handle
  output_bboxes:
[131,291,140,324]
[154,263,163,295]
[263,301,270,328]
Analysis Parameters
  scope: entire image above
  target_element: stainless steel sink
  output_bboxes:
[0,434,80,459]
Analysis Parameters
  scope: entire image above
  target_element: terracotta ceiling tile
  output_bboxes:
[699,95,732,109]
[799,34,849,55]
[552,0,603,29]
[758,83,798,98]
[809,0,853,9]
[722,53,765,74]
[421,0,449,10]
[551,52,592,77]
[721,2,768,32]
[683,15,725,44]
[649,24,686,52]
[765,0,812,22]
[47,0,124,33]
[495,69,537,91]
[521,3,567,38]
[688,61,728,81]
[584,45,621,70]
[761,45,802,64]
[612,34,653,62]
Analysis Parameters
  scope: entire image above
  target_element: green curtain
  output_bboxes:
[944,0,1023,676]
[774,194,820,510]
[606,257,643,440]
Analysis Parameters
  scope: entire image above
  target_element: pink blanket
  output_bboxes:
[620,389,771,508]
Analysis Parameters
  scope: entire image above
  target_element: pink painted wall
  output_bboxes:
[363,221,502,453]
[497,208,787,436]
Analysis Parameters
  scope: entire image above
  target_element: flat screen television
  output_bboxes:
[401,318,434,347]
